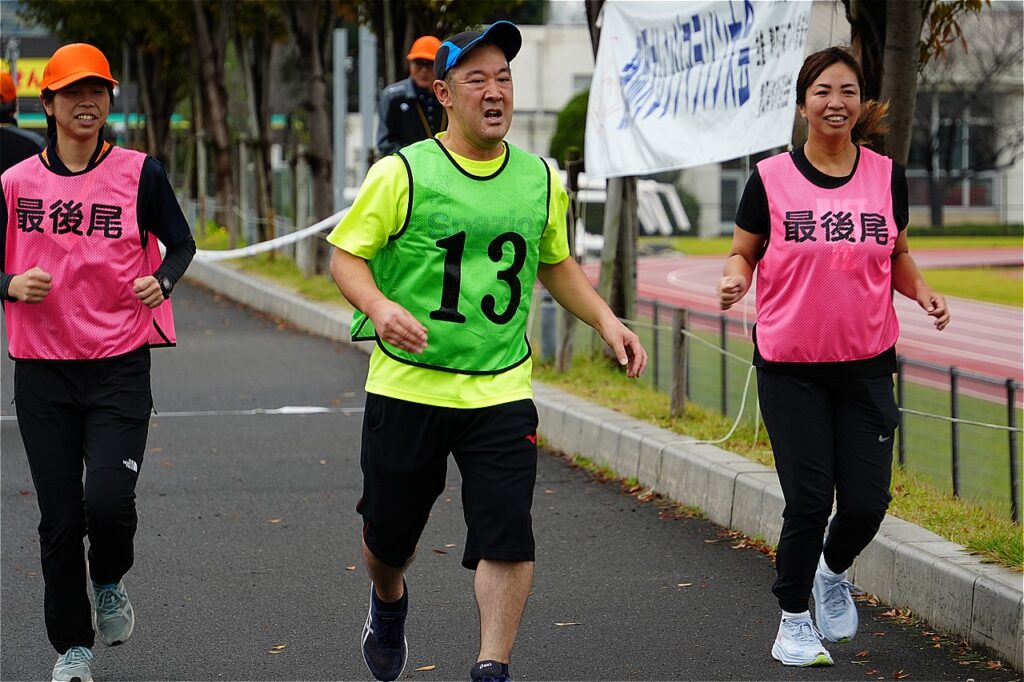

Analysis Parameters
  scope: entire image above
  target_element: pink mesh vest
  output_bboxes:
[755,147,899,363]
[3,147,176,360]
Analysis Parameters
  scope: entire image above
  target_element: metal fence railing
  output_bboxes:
[532,292,1023,522]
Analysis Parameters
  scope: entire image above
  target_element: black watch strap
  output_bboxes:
[158,274,174,299]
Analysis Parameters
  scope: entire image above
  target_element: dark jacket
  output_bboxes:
[376,77,445,156]
[0,115,46,176]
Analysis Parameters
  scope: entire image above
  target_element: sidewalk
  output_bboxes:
[185,258,1023,672]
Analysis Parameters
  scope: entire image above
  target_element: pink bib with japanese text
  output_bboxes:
[755,147,899,363]
[3,147,176,360]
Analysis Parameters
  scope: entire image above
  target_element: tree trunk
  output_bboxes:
[237,30,276,246]
[282,0,334,223]
[585,0,636,321]
[193,0,236,241]
[879,0,926,165]
[844,0,887,100]
[135,45,178,166]
[584,0,603,56]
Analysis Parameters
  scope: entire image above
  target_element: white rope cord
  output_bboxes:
[616,316,1023,443]
[898,407,1024,433]
[193,208,349,261]
[619,316,758,447]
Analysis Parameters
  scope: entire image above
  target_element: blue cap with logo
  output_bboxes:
[434,20,522,81]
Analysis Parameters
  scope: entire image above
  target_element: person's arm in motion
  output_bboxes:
[330,246,427,353]
[536,257,647,378]
[717,227,765,310]
[1,189,51,303]
[890,231,949,330]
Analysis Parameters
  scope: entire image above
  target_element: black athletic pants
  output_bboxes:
[757,369,899,614]
[13,348,152,653]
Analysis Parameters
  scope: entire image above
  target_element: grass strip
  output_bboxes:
[534,354,1022,571]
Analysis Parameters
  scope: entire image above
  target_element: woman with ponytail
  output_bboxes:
[716,46,949,668]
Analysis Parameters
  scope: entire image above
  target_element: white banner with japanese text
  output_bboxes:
[585,0,811,178]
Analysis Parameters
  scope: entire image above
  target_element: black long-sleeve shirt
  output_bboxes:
[0,134,195,302]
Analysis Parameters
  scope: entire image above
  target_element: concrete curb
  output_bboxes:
[186,258,1023,671]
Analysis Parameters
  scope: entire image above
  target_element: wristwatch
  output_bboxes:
[158,274,174,299]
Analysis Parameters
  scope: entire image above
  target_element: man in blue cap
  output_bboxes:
[328,20,647,682]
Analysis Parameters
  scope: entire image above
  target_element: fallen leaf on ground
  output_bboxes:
[415,665,436,672]
[544,489,556,494]
[676,583,693,588]
[893,670,911,679]
[268,518,282,524]
[856,650,870,658]
[345,565,357,571]
[320,459,328,465]
[554,622,582,626]
[703,539,720,544]
[19,490,31,496]
[431,548,448,554]
[866,669,877,676]
[445,543,457,548]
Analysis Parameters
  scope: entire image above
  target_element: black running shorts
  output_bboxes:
[357,393,539,570]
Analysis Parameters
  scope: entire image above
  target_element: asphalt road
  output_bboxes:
[1,282,1016,681]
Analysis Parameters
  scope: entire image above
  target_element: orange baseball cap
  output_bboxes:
[1,71,15,103]
[407,36,441,62]
[41,43,118,92]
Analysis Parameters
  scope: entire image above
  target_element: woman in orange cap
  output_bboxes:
[1,42,195,682]
[376,35,446,156]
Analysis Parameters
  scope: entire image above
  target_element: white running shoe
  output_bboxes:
[92,579,135,646]
[812,555,859,642]
[51,646,94,682]
[771,613,834,667]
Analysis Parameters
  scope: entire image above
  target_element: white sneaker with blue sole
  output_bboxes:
[812,554,859,642]
[92,579,135,646]
[51,646,94,682]
[771,613,834,667]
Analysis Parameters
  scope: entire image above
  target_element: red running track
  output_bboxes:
[580,248,1023,384]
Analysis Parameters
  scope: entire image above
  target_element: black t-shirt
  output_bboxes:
[735,145,909,236]
[734,145,908,379]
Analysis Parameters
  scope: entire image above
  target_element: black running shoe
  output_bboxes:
[361,583,408,682]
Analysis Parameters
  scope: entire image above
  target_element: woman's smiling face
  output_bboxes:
[43,77,111,143]
[799,62,862,143]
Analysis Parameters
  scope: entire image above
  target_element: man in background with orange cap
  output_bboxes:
[375,35,446,156]
[1,43,195,682]
[0,71,45,175]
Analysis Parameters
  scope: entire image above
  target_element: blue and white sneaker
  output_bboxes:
[51,646,94,682]
[92,579,134,646]
[771,613,833,667]
[812,554,859,642]
[361,583,408,682]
